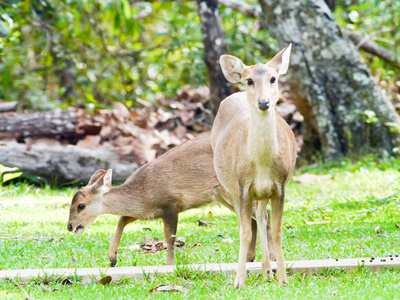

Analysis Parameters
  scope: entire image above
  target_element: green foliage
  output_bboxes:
[334,0,400,81]
[0,164,22,184]
[0,1,398,111]
[0,1,272,110]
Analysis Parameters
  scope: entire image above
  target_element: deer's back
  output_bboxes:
[125,136,219,217]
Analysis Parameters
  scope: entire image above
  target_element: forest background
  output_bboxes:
[0,0,399,183]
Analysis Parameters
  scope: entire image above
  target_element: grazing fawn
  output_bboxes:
[211,44,296,288]
[67,137,276,266]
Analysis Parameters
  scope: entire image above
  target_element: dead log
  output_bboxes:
[0,141,138,184]
[0,101,18,113]
[0,109,101,143]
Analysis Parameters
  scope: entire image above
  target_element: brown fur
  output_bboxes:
[67,136,276,266]
[212,45,296,288]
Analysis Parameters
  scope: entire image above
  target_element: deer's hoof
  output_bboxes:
[110,259,117,267]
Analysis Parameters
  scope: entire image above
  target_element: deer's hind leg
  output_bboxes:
[163,211,179,265]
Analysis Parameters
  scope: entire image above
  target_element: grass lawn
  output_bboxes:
[1,155,400,299]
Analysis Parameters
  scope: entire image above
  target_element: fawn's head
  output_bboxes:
[220,44,291,112]
[67,169,112,234]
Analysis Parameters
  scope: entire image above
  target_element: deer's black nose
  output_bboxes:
[258,99,270,111]
[67,224,73,232]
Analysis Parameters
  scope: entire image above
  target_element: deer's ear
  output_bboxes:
[220,55,246,83]
[90,169,112,193]
[267,43,292,76]
[102,169,113,193]
[88,169,107,186]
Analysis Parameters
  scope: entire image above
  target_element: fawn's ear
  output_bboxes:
[102,169,113,193]
[267,43,292,76]
[220,54,247,83]
[88,169,107,185]
[90,169,112,193]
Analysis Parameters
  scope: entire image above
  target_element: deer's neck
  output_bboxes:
[102,184,138,216]
[247,108,279,166]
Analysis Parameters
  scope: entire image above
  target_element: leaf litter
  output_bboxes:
[0,85,304,166]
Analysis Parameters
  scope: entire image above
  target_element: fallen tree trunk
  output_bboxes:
[0,141,138,184]
[0,101,18,113]
[0,109,100,142]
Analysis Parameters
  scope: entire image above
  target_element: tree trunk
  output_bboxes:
[259,0,400,160]
[0,141,138,184]
[324,0,335,11]
[196,0,233,122]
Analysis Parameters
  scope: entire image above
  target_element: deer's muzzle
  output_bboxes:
[258,99,270,111]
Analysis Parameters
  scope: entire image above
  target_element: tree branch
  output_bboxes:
[342,29,400,69]
[218,0,262,18]
[218,0,399,69]
[106,42,175,59]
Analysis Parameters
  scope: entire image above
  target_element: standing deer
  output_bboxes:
[67,136,276,267]
[211,44,296,288]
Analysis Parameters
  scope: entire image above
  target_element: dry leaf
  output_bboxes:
[121,245,141,251]
[140,238,185,254]
[61,278,73,285]
[305,221,331,225]
[113,102,130,119]
[99,276,112,285]
[222,237,234,244]
[76,135,101,149]
[197,220,213,227]
[276,102,296,120]
[149,285,188,294]
[293,173,332,185]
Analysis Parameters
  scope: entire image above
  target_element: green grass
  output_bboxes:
[1,155,400,299]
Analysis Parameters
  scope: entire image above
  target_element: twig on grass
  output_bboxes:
[12,278,31,299]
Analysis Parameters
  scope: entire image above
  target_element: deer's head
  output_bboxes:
[67,169,112,234]
[220,44,291,113]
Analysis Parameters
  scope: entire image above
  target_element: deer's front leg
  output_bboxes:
[271,192,288,286]
[256,200,273,279]
[266,209,277,261]
[109,216,136,267]
[234,188,253,289]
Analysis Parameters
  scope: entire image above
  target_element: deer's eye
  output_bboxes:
[270,77,276,84]
[247,78,254,86]
[78,204,86,212]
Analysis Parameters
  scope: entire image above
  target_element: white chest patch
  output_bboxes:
[251,166,278,199]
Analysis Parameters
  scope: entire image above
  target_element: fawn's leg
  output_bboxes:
[163,212,178,265]
[109,216,136,267]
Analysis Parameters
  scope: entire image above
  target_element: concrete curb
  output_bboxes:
[1,257,399,284]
